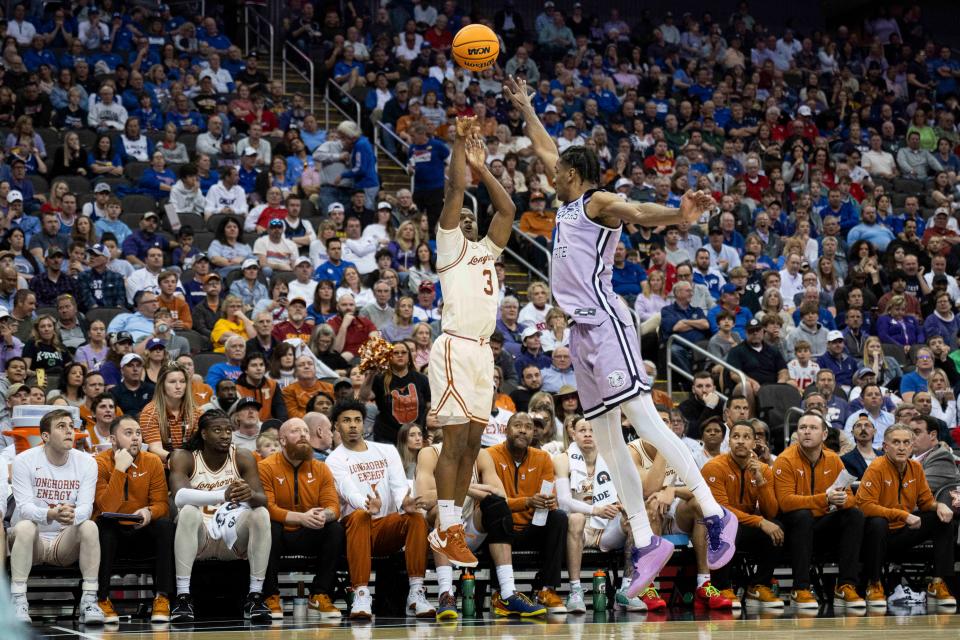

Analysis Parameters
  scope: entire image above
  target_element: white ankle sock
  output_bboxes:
[697,574,710,588]
[409,576,424,592]
[496,565,515,598]
[249,577,264,594]
[438,500,459,530]
[437,566,454,595]
[628,513,654,547]
[176,576,191,596]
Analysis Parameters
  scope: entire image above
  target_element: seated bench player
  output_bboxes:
[259,417,345,619]
[169,409,273,623]
[554,416,627,614]
[94,414,174,623]
[628,413,731,610]
[857,423,956,609]
[9,408,104,624]
[325,399,433,619]
[415,432,545,619]
[703,421,785,608]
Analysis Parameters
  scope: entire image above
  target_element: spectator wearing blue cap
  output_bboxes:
[708,283,754,339]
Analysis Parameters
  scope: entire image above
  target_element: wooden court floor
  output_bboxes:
[32,609,960,640]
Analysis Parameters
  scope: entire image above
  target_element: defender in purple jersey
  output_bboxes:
[505,76,738,596]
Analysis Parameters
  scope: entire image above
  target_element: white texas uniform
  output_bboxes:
[429,224,503,425]
[187,446,254,559]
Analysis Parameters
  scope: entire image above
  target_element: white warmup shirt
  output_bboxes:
[11,446,97,540]
[326,441,408,519]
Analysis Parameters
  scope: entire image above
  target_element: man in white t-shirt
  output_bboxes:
[326,400,433,619]
[253,219,298,273]
[9,408,105,624]
[287,257,318,303]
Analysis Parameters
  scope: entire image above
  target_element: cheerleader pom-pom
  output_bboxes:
[358,335,394,373]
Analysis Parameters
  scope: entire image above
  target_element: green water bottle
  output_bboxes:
[462,572,476,617]
[345,587,355,610]
[592,570,608,611]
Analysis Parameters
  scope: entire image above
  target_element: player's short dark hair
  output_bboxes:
[39,408,74,435]
[559,145,600,185]
[330,399,367,425]
[109,413,139,435]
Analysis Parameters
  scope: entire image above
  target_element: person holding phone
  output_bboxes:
[94,414,173,623]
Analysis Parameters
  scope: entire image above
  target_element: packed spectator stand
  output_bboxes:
[0,0,957,627]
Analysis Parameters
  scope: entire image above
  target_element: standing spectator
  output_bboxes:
[336,121,379,210]
[408,124,449,229]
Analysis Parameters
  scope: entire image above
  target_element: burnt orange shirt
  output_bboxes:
[702,453,778,528]
[487,442,556,529]
[94,449,170,520]
[518,210,556,240]
[282,379,335,419]
[259,452,340,531]
[159,294,193,330]
[857,455,936,530]
[772,444,853,517]
[140,401,200,452]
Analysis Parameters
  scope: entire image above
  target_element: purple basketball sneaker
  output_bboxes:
[626,536,675,599]
[703,507,738,570]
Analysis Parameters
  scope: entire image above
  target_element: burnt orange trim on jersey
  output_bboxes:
[437,236,468,274]
[431,336,471,417]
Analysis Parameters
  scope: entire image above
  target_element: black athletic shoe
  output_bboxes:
[244,592,272,623]
[171,594,195,623]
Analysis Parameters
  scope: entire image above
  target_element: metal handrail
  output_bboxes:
[243,6,275,79]
[502,244,549,283]
[782,406,805,450]
[666,334,749,400]
[374,121,411,172]
[282,43,315,113]
[511,223,551,275]
[325,79,362,127]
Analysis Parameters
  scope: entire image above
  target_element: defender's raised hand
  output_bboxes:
[503,75,532,111]
[678,189,716,224]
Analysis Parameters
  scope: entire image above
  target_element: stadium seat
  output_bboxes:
[37,128,60,150]
[881,342,908,366]
[125,161,149,183]
[75,129,97,149]
[61,175,91,194]
[28,174,49,196]
[121,212,145,229]
[271,271,297,286]
[99,177,132,191]
[205,213,238,232]
[178,329,208,354]
[193,231,215,251]
[85,307,128,327]
[193,352,226,377]
[172,213,204,233]
[35,306,56,318]
[757,384,803,445]
[122,194,158,214]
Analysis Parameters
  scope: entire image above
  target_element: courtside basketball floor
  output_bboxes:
[31,609,960,639]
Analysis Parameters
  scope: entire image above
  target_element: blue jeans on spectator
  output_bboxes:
[362,186,379,211]
[319,185,349,216]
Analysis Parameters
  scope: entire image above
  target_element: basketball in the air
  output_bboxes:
[452,24,500,71]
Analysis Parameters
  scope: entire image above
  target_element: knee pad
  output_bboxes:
[479,495,514,545]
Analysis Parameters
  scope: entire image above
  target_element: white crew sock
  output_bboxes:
[697,574,711,588]
[409,576,424,592]
[570,580,582,592]
[496,565,515,598]
[437,566,454,596]
[176,576,191,596]
[250,576,264,594]
[438,500,459,530]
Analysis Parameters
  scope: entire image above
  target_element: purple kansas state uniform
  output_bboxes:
[552,190,650,418]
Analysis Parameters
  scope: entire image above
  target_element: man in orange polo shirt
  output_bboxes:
[94,414,173,623]
[487,412,567,614]
[259,417,344,619]
[773,411,866,610]
[857,423,956,608]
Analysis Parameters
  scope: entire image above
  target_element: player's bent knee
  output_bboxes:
[78,519,98,541]
[250,506,270,530]
[177,505,204,529]
[12,520,38,539]
[568,512,586,532]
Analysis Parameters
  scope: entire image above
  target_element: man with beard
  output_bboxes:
[259,418,344,619]
[168,410,272,622]
[94,414,173,623]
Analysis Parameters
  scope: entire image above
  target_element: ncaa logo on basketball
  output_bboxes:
[607,371,626,389]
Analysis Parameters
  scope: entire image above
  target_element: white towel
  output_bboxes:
[206,501,250,549]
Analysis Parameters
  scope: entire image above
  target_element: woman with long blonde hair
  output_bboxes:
[140,362,199,465]
[389,220,420,273]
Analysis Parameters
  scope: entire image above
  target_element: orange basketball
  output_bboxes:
[452,24,500,71]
